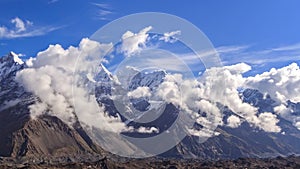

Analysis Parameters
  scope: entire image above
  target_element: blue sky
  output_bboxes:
[1,0,300,73]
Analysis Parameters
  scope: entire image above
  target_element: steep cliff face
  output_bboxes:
[0,53,31,157]
[10,116,95,157]
[0,53,104,158]
[0,101,104,158]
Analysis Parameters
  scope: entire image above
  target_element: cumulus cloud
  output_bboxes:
[0,17,60,39]
[257,112,281,132]
[152,62,282,134]
[227,115,242,128]
[245,63,300,130]
[17,67,75,124]
[154,73,221,137]
[119,26,152,56]
[273,104,297,129]
[155,74,182,106]
[197,63,259,125]
[127,86,151,98]
[246,63,300,103]
[16,38,129,133]
[15,26,292,136]
[198,63,282,132]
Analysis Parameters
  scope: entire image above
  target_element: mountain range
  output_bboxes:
[1,52,300,165]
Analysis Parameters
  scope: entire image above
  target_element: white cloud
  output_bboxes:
[0,17,61,39]
[269,43,300,52]
[295,122,300,130]
[152,72,224,136]
[217,43,300,66]
[198,63,257,117]
[188,127,219,138]
[128,86,151,99]
[16,38,129,133]
[152,62,282,134]
[177,43,300,68]
[15,26,297,136]
[159,30,181,43]
[245,63,300,130]
[119,26,152,57]
[11,17,26,33]
[199,63,281,132]
[91,2,113,20]
[227,115,242,128]
[48,0,59,4]
[98,9,113,16]
[245,63,300,103]
[136,126,159,133]
[92,3,111,9]
[25,57,36,67]
[155,74,182,106]
[257,112,281,132]
[273,104,298,130]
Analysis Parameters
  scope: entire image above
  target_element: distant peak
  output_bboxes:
[94,63,114,82]
[9,51,24,65]
[100,63,112,75]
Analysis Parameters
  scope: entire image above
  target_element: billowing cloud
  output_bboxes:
[153,62,282,134]
[245,63,300,130]
[128,86,151,99]
[198,64,257,120]
[246,63,300,103]
[120,26,152,56]
[16,38,129,133]
[227,115,242,128]
[257,112,281,132]
[15,26,294,136]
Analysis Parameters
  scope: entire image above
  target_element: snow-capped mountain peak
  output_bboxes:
[94,63,114,83]
[129,69,166,90]
[0,52,25,82]
[9,51,24,65]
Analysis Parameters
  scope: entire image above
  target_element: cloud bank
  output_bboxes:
[16,38,129,133]
[14,26,300,137]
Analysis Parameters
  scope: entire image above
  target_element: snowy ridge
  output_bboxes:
[9,51,24,65]
[0,52,24,82]
[129,70,166,90]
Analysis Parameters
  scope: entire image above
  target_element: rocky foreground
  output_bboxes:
[1,155,300,169]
